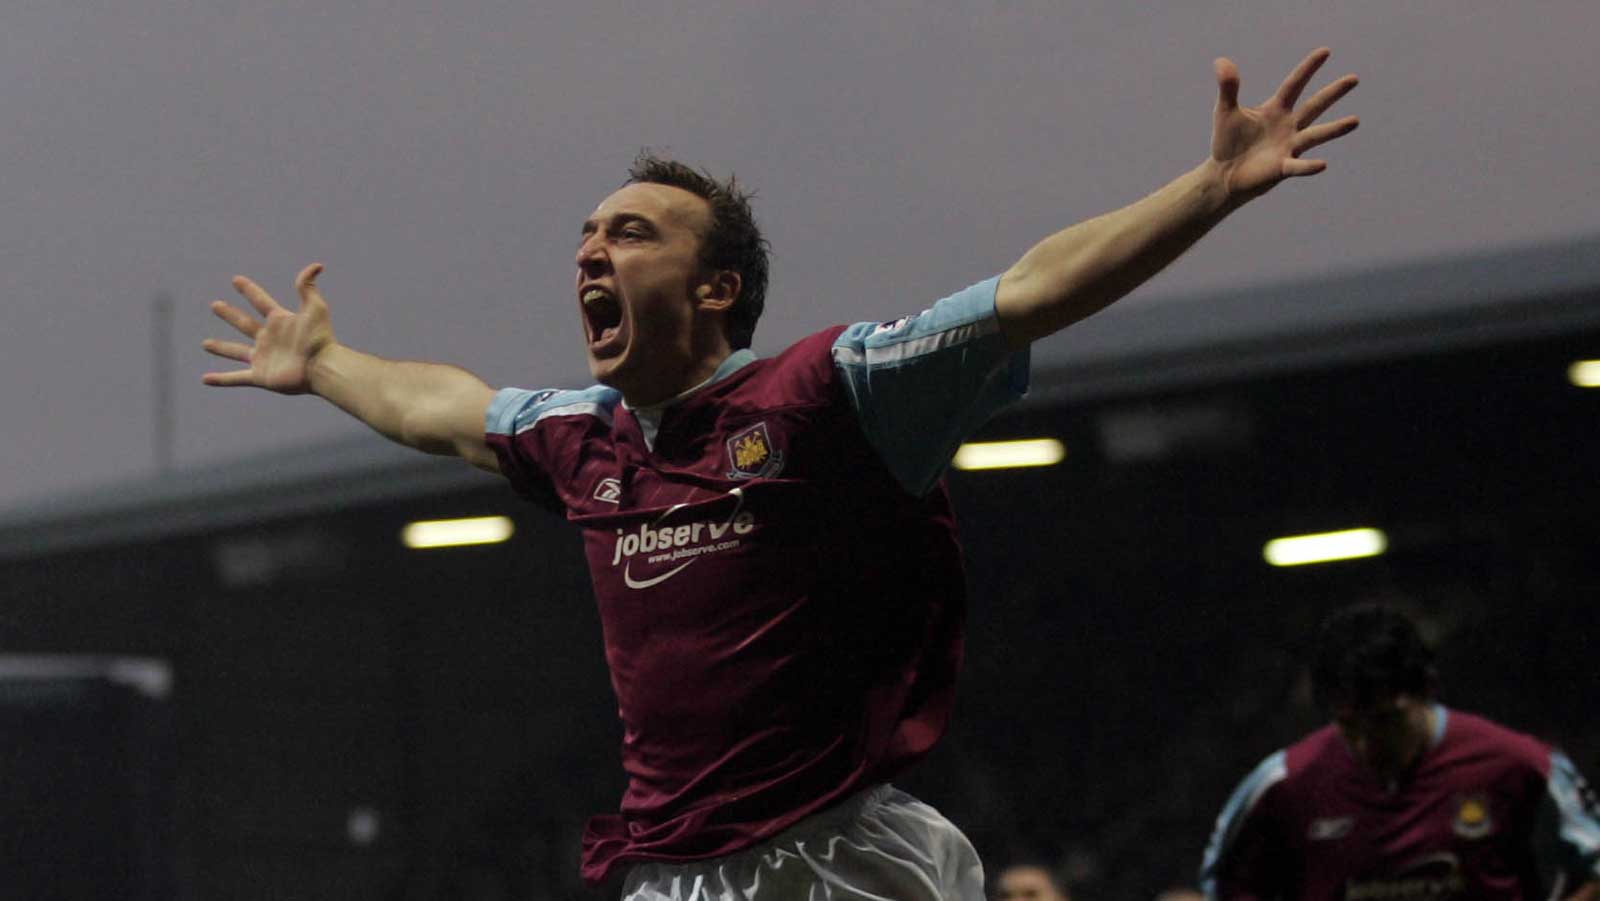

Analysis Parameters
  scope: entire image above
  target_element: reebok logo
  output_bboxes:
[1308,816,1354,841]
[593,477,622,504]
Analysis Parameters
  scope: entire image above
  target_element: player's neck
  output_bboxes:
[622,346,741,410]
[619,325,734,407]
[1368,704,1438,788]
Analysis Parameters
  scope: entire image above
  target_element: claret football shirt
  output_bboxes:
[1202,706,1600,901]
[485,277,1028,885]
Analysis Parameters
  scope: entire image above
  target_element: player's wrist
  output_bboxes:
[1195,158,1248,215]
[1186,159,1261,226]
[304,339,348,398]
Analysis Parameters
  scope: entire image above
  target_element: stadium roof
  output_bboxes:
[3,235,1597,561]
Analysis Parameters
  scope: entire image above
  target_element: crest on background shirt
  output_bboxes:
[1451,793,1494,839]
[725,421,785,480]
[592,477,623,504]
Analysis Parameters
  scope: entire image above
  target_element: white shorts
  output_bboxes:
[619,785,985,901]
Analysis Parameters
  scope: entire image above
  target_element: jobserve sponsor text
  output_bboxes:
[610,512,755,566]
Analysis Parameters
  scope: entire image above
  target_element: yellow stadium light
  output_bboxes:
[401,516,515,549]
[952,438,1066,471]
[1569,360,1600,388]
[1263,528,1388,567]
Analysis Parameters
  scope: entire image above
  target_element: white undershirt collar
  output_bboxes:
[624,350,758,450]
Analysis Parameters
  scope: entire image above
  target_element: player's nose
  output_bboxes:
[576,235,610,275]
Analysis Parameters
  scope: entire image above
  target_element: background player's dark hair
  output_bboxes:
[1311,603,1438,711]
[626,151,770,350]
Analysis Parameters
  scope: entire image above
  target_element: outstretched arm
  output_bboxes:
[996,48,1359,348]
[202,264,501,473]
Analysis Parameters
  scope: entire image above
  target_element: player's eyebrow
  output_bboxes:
[579,212,656,243]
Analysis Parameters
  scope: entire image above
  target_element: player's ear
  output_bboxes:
[696,270,741,313]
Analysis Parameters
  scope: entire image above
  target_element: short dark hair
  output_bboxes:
[626,152,770,350]
[1311,604,1437,711]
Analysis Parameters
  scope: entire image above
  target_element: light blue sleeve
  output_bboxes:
[485,385,618,438]
[1200,750,1287,901]
[830,276,1030,495]
[1545,749,1600,883]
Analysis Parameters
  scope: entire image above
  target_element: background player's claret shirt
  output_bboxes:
[484,278,1028,886]
[1201,706,1600,901]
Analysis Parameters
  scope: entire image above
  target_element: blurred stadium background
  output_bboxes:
[1,238,1595,899]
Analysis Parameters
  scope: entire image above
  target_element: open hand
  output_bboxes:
[1211,48,1359,201]
[202,263,335,394]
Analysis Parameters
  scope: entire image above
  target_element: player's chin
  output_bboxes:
[586,346,630,388]
[586,358,616,387]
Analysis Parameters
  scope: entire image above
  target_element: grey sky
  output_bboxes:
[2,1,1597,512]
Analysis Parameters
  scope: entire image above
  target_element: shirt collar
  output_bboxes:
[623,349,759,449]
[623,349,758,415]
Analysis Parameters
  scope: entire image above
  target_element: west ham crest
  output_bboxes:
[1451,794,1493,839]
[725,421,785,480]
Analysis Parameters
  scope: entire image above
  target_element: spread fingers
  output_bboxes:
[210,300,261,337]
[202,338,253,363]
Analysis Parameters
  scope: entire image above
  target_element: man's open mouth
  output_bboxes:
[582,287,623,348]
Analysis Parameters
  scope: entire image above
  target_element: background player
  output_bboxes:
[1201,604,1600,901]
[994,861,1072,901]
[204,49,1359,899]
